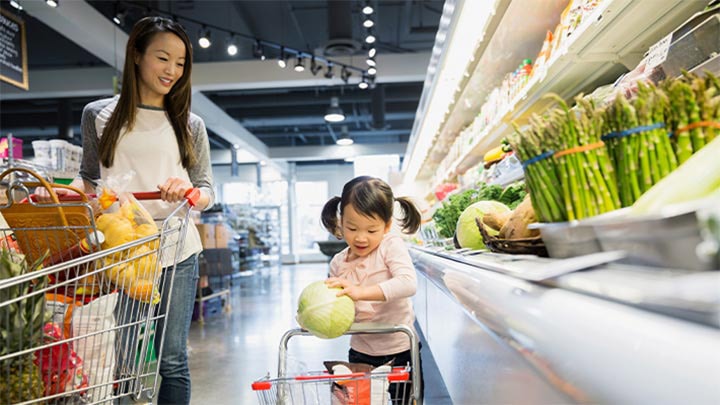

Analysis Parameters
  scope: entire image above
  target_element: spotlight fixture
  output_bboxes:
[336,126,354,146]
[363,17,374,28]
[358,74,369,90]
[366,57,376,67]
[367,66,377,76]
[310,57,322,76]
[324,63,335,79]
[362,4,374,15]
[198,27,211,48]
[253,40,266,60]
[368,48,377,58]
[294,56,305,72]
[278,47,287,68]
[227,36,238,56]
[46,0,58,7]
[113,10,126,26]
[9,0,22,10]
[324,97,345,123]
[365,33,376,44]
[341,66,351,83]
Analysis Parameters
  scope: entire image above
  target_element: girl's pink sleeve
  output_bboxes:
[329,253,342,277]
[378,236,417,301]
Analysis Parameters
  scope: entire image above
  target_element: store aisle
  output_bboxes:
[187,263,451,404]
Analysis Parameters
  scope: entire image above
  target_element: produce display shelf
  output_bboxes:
[430,0,706,187]
[412,246,720,328]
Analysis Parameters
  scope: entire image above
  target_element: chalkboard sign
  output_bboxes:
[0,8,28,90]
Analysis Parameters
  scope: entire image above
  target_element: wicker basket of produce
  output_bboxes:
[476,217,548,257]
[476,194,549,257]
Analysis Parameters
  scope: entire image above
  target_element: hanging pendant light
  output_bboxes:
[324,97,345,123]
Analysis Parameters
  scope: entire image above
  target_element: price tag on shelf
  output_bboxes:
[645,33,672,69]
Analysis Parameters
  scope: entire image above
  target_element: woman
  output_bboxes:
[42,16,214,404]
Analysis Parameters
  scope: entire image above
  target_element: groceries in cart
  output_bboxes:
[0,167,197,404]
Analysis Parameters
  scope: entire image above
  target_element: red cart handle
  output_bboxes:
[29,188,200,207]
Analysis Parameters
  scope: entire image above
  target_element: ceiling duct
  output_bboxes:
[324,1,361,57]
[372,84,387,130]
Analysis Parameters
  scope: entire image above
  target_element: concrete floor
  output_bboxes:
[186,263,451,404]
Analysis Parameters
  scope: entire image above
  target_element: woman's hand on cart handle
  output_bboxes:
[32,186,75,202]
[157,177,201,207]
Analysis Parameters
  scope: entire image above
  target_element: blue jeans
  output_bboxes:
[114,254,198,404]
[154,253,199,405]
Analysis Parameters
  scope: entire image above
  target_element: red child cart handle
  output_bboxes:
[29,188,201,207]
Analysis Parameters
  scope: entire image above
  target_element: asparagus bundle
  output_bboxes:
[509,118,565,223]
[664,72,720,163]
[601,82,679,206]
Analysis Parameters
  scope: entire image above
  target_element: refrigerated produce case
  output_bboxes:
[403,0,720,403]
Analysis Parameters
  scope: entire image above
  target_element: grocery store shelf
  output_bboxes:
[428,0,708,186]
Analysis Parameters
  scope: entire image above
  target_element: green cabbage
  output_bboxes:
[297,281,355,339]
[456,201,510,249]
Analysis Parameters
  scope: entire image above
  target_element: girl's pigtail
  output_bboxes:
[320,196,343,237]
[395,197,421,234]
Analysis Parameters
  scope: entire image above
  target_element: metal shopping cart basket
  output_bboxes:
[0,167,198,404]
[252,323,423,405]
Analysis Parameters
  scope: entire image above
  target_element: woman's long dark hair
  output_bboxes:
[321,176,421,236]
[100,16,196,169]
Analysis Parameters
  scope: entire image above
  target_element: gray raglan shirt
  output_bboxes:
[79,96,215,263]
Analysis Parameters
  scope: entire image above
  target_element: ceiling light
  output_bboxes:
[113,11,126,26]
[367,66,377,76]
[363,18,374,28]
[324,97,345,123]
[10,0,22,10]
[278,47,287,68]
[336,126,354,146]
[227,35,238,56]
[310,57,322,76]
[362,5,374,15]
[253,40,266,60]
[46,0,58,7]
[198,27,211,48]
[324,63,335,79]
[365,34,376,44]
[341,66,351,83]
[366,57,376,67]
[358,74,369,90]
[368,48,377,58]
[294,56,305,72]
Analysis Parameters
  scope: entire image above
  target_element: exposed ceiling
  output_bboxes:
[0,0,442,165]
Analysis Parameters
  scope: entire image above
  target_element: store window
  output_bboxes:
[295,181,329,253]
[259,181,290,255]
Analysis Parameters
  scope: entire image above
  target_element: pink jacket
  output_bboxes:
[330,234,417,356]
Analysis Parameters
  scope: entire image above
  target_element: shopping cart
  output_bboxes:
[252,323,422,405]
[0,167,198,404]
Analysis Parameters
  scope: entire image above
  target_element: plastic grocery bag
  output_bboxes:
[72,292,118,402]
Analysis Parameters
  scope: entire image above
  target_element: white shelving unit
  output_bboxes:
[408,0,709,194]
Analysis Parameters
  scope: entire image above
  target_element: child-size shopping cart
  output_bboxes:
[0,167,198,404]
[252,323,423,405]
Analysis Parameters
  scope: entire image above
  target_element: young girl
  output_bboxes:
[321,176,423,403]
[37,17,213,405]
